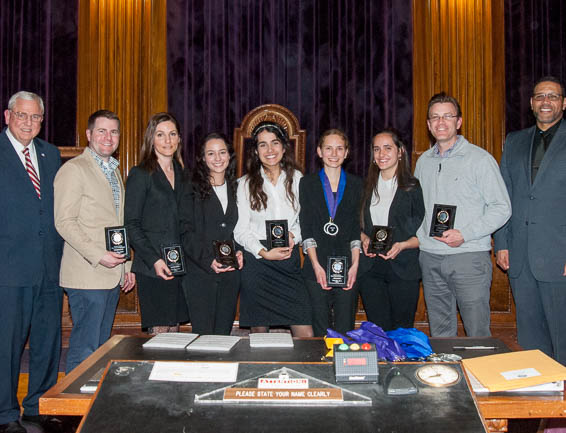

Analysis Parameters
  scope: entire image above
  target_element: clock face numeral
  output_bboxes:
[415,364,461,387]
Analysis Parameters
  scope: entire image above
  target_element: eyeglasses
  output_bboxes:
[428,114,459,122]
[10,110,43,123]
[532,93,563,102]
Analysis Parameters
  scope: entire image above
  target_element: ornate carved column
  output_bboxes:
[412,0,505,159]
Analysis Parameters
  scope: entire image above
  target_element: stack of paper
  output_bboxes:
[186,335,241,352]
[142,332,199,349]
[462,349,566,392]
[249,332,294,348]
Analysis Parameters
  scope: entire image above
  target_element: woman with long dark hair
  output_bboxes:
[299,129,363,336]
[125,112,189,334]
[180,133,242,335]
[233,121,313,336]
[357,129,424,330]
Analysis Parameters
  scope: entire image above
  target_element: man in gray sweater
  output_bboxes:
[414,92,511,337]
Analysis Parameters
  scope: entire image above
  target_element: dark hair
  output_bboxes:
[192,132,237,200]
[427,92,462,118]
[533,76,565,96]
[138,112,184,173]
[87,109,120,131]
[360,129,419,227]
[246,121,300,211]
[317,128,350,152]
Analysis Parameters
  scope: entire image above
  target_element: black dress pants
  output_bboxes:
[358,259,419,331]
[305,279,359,337]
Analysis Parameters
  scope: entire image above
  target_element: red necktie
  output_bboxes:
[23,147,41,199]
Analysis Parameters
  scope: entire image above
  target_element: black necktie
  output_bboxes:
[532,131,549,182]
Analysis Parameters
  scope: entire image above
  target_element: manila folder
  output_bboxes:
[462,349,566,392]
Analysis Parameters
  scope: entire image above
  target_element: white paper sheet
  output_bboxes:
[148,362,239,383]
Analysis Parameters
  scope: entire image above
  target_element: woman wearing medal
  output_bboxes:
[357,129,424,331]
[179,133,243,335]
[125,113,190,334]
[234,121,313,337]
[299,129,363,336]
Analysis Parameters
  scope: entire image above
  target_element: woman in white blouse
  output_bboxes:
[234,122,313,336]
[357,129,425,330]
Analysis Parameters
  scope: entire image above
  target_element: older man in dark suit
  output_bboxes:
[495,76,566,364]
[0,91,63,433]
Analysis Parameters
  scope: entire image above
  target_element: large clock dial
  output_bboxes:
[415,364,461,387]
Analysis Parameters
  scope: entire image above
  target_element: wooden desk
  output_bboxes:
[40,335,566,433]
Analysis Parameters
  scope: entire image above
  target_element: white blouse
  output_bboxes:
[212,182,228,214]
[234,168,302,258]
[369,174,398,226]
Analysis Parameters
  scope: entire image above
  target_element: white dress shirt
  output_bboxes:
[7,127,40,179]
[234,168,302,258]
[369,174,398,226]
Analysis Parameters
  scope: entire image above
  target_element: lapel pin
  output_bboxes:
[41,153,45,157]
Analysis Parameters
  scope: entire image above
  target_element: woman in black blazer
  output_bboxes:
[125,112,189,334]
[358,129,424,331]
[299,129,363,336]
[180,133,242,335]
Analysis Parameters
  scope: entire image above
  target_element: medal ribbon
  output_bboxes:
[319,168,346,221]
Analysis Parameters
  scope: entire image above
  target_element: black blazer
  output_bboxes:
[299,172,363,282]
[124,161,187,277]
[0,129,62,285]
[360,181,425,280]
[180,181,239,276]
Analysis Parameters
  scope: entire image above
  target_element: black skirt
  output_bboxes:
[137,274,189,328]
[239,246,312,327]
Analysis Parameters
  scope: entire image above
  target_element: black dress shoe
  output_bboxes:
[21,415,64,433]
[0,421,26,433]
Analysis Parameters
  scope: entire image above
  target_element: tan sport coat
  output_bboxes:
[54,148,130,289]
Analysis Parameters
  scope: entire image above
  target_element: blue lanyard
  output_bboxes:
[319,168,346,221]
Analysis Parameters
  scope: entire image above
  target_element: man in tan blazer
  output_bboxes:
[54,110,135,373]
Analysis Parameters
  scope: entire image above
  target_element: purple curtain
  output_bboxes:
[167,0,413,176]
[505,0,566,133]
[0,0,77,146]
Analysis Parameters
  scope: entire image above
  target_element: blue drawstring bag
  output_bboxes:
[326,322,406,361]
[347,322,406,361]
[386,327,433,359]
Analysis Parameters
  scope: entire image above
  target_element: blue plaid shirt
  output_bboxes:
[88,147,121,215]
[432,137,460,158]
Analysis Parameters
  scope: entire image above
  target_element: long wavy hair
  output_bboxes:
[246,121,299,211]
[138,112,184,173]
[192,132,237,200]
[360,129,419,227]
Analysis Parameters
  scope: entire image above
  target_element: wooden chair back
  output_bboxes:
[233,104,306,177]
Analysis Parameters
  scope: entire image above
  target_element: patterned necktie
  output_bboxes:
[23,147,41,199]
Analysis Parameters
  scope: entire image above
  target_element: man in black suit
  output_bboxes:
[495,76,566,363]
[0,91,63,433]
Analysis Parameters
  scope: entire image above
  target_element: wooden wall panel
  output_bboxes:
[61,0,168,330]
[412,0,514,330]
